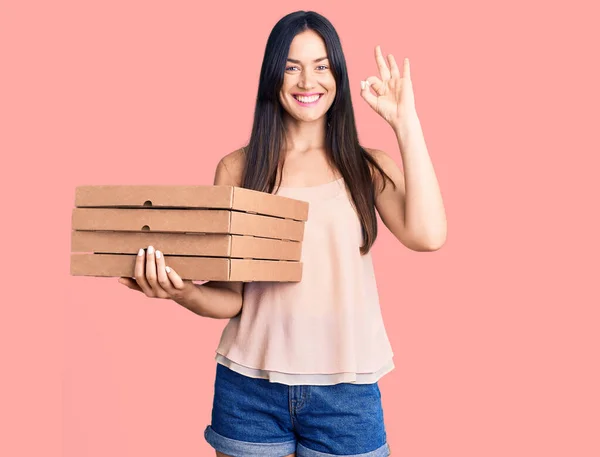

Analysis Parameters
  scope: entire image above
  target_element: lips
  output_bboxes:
[292,92,322,97]
[292,93,323,105]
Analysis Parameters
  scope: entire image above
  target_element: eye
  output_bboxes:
[286,66,299,71]
[317,65,329,70]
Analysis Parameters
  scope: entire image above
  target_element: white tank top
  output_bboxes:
[213,177,395,385]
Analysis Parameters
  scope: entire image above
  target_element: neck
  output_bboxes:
[281,114,327,156]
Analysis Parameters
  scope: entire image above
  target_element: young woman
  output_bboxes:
[120,10,446,457]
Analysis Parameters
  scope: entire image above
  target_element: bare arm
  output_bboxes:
[370,143,446,251]
[174,154,244,319]
[359,47,446,251]
[172,281,242,319]
[118,154,244,318]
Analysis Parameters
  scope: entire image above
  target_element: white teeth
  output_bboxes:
[294,94,320,103]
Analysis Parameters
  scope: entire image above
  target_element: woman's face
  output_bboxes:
[279,29,336,124]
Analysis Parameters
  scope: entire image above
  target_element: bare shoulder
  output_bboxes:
[363,147,405,193]
[214,148,246,186]
[363,146,414,247]
[210,148,247,295]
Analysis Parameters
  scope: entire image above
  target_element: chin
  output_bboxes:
[294,113,326,123]
[291,110,332,124]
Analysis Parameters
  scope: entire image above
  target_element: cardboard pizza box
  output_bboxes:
[74,185,308,220]
[70,253,302,282]
[70,231,302,261]
[72,184,308,241]
[71,207,305,241]
[70,185,308,282]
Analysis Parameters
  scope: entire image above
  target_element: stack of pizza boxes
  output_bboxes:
[70,185,309,282]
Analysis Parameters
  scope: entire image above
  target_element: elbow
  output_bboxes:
[422,234,447,251]
[213,295,243,320]
[195,283,243,319]
[224,299,243,319]
[395,221,447,252]
[424,240,445,251]
[405,231,446,252]
[203,302,242,320]
[227,292,243,318]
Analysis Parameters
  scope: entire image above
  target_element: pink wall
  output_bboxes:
[2,1,599,456]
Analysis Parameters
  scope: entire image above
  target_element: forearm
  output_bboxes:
[173,282,243,319]
[394,114,447,249]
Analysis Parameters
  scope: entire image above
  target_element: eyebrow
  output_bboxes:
[286,56,329,64]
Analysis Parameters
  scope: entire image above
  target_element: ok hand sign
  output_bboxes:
[360,45,416,128]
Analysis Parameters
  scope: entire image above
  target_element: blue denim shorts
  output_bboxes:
[204,363,390,457]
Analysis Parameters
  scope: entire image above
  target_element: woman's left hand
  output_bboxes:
[360,45,417,128]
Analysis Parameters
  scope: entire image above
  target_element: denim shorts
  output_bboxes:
[204,363,390,457]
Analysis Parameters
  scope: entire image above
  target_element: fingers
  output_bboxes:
[403,57,411,82]
[145,246,169,298]
[387,53,400,79]
[134,248,153,296]
[153,249,188,300]
[165,266,191,302]
[360,79,378,111]
[118,277,143,292]
[132,246,167,298]
[165,266,186,291]
[376,45,409,83]
[145,245,158,292]
[365,75,384,95]
[155,249,176,294]
[117,245,196,305]
[375,45,391,81]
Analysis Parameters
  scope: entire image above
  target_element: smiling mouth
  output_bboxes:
[292,94,323,105]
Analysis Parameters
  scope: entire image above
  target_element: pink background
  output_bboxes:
[2,0,599,456]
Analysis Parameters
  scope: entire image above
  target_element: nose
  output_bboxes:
[298,70,316,90]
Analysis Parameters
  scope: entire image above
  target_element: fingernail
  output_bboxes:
[360,81,365,90]
[138,248,144,256]
[165,266,171,273]
[366,80,371,86]
[147,245,154,254]
[155,250,161,259]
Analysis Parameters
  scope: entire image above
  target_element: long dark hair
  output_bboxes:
[241,10,394,254]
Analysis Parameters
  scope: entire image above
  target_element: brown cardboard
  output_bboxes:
[70,185,308,282]
[70,253,302,282]
[75,185,308,221]
[71,207,305,241]
[71,231,302,261]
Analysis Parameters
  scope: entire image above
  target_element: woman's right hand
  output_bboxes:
[118,245,197,303]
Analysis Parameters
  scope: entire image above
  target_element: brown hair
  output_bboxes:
[241,11,394,254]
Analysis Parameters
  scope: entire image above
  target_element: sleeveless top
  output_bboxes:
[213,177,395,385]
